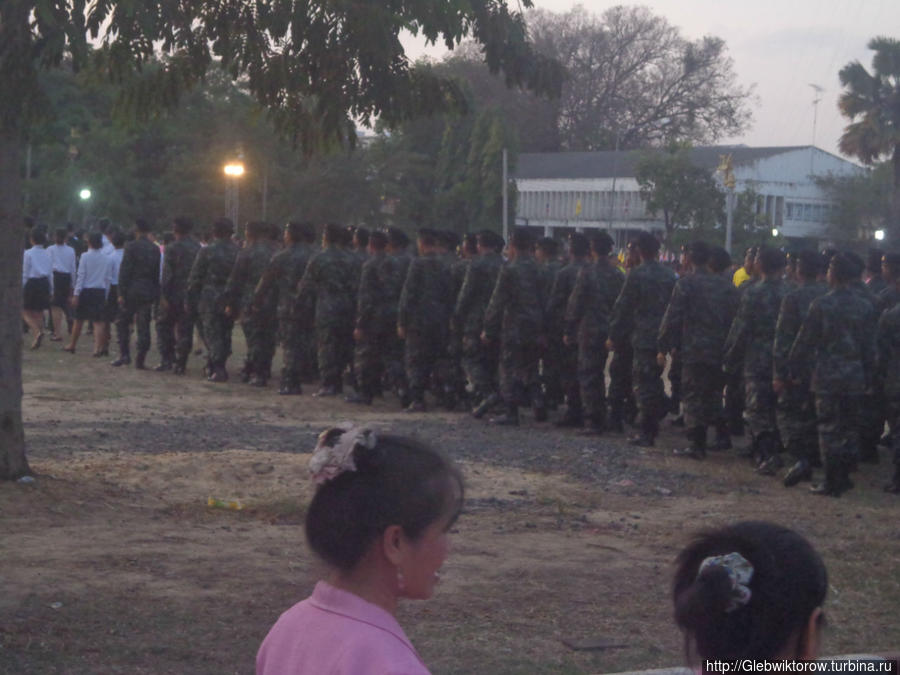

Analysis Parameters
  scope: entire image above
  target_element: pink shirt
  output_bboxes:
[256,581,430,675]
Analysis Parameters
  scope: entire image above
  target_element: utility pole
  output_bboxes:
[502,148,508,241]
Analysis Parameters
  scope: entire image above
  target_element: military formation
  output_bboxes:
[44,216,900,499]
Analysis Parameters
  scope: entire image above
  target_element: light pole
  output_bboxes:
[79,187,92,226]
[223,161,245,230]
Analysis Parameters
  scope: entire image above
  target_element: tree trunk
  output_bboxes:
[0,129,30,480]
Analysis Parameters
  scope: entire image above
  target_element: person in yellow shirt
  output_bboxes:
[732,247,757,287]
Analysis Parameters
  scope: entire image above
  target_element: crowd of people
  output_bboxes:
[22,217,900,498]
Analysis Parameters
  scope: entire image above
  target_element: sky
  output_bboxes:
[401,0,898,161]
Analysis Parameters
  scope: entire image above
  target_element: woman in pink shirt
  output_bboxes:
[257,426,463,675]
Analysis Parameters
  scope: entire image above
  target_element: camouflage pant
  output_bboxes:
[242,314,277,378]
[724,372,745,433]
[317,322,353,389]
[578,333,607,419]
[743,376,778,439]
[156,301,194,365]
[200,311,233,369]
[682,362,724,428]
[404,326,448,400]
[461,333,498,398]
[668,350,683,410]
[499,338,541,407]
[557,340,580,410]
[815,394,860,473]
[278,318,304,384]
[608,343,633,410]
[886,397,900,467]
[117,299,153,357]
[857,392,885,456]
[541,336,568,406]
[632,348,666,433]
[776,382,817,460]
[354,324,392,397]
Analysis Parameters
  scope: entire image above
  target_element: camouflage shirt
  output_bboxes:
[723,278,787,378]
[565,259,624,342]
[788,286,876,395]
[658,269,739,365]
[453,251,503,336]
[356,251,404,332]
[772,280,827,381]
[295,246,358,329]
[608,259,677,352]
[483,255,545,343]
[876,303,900,396]
[118,236,161,303]
[224,241,274,319]
[161,236,201,305]
[254,242,312,321]
[398,252,453,332]
[876,284,900,316]
[547,260,587,334]
[186,239,239,314]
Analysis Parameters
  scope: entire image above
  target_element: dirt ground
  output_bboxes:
[2,335,899,675]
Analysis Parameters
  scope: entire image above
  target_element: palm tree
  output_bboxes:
[838,36,900,236]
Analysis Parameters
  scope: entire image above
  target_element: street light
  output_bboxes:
[874,229,885,241]
[223,163,245,177]
[223,161,245,228]
[79,188,92,200]
[771,228,779,237]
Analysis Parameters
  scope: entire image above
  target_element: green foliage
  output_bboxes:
[635,143,724,238]
[815,164,893,241]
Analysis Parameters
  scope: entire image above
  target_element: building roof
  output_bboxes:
[514,145,811,180]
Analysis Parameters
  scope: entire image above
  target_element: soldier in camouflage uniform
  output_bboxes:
[608,232,676,446]
[385,228,412,401]
[866,248,887,296]
[397,229,453,412]
[789,252,876,496]
[564,231,623,434]
[658,241,739,459]
[536,237,564,407]
[186,218,239,382]
[156,217,201,374]
[295,223,358,397]
[113,218,161,370]
[723,246,760,438]
[876,274,900,494]
[481,228,547,426]
[347,230,403,405]
[773,250,827,486]
[723,247,787,472]
[458,231,505,418]
[253,221,314,395]
[876,252,900,315]
[443,232,475,409]
[547,233,589,427]
[607,240,640,432]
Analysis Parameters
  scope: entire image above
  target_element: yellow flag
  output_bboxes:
[575,199,582,216]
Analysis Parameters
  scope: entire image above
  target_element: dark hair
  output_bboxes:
[369,230,388,251]
[867,248,884,273]
[829,252,858,283]
[30,227,48,247]
[306,433,463,573]
[161,231,174,246]
[98,218,111,233]
[417,228,437,248]
[438,230,459,251]
[354,227,370,249]
[213,218,234,239]
[246,221,268,239]
[688,240,711,267]
[590,231,615,257]
[636,231,660,258]
[536,236,559,257]
[54,227,68,245]
[477,230,504,252]
[322,222,343,245]
[134,218,152,234]
[882,252,900,278]
[387,227,410,250]
[568,232,589,258]
[757,247,785,275]
[462,233,477,255]
[673,521,827,667]
[844,251,865,279]
[510,227,534,252]
[709,247,732,274]
[112,231,126,248]
[793,249,821,280]
[173,217,193,235]
[88,231,103,249]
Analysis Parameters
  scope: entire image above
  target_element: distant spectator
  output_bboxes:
[22,227,53,349]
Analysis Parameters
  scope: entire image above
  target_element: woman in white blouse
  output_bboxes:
[64,232,112,355]
[22,228,54,350]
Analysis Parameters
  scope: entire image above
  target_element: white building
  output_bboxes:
[514,146,864,245]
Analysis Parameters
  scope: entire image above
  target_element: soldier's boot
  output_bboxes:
[530,386,548,423]
[673,426,707,460]
[859,437,880,464]
[471,392,499,419]
[279,375,302,395]
[173,357,188,375]
[490,403,520,426]
[580,410,606,436]
[250,374,268,387]
[884,464,900,494]
[711,421,732,451]
[810,461,853,497]
[313,383,340,397]
[239,359,253,384]
[783,459,813,487]
[441,385,458,411]
[111,353,131,367]
[555,405,584,428]
[607,401,624,433]
[624,396,638,426]
[628,417,656,447]
[208,365,229,383]
[404,397,427,413]
[135,351,147,370]
[154,359,173,372]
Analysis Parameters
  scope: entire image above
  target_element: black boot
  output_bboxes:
[111,353,131,367]
[555,407,584,428]
[490,404,520,426]
[607,402,624,433]
[471,392,499,419]
[154,359,173,372]
[173,359,187,375]
[279,378,302,395]
[135,352,147,370]
[580,412,606,436]
[208,365,229,383]
[250,374,268,387]
[673,426,707,460]
[885,465,900,494]
[783,459,812,487]
[810,461,853,497]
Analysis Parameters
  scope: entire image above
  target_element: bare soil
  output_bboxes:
[3,336,899,675]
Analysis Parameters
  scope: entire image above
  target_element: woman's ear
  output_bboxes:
[381,525,406,567]
[798,607,823,660]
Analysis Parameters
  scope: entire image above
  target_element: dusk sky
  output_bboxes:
[402,0,899,161]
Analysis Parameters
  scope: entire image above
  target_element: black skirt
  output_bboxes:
[23,277,51,311]
[104,285,120,323]
[52,272,72,308]
[76,288,107,322]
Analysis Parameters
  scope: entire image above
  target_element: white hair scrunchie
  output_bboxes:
[308,423,378,484]
[697,552,754,613]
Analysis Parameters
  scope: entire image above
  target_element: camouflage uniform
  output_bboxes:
[538,259,564,404]
[608,260,676,441]
[724,278,756,435]
[565,260,623,428]
[353,252,403,399]
[548,260,587,419]
[454,251,503,401]
[773,280,827,463]
[850,281,882,461]
[876,284,900,316]
[397,253,453,406]
[158,236,201,370]
[483,255,547,417]
[186,238,239,373]
[723,278,787,458]
[254,241,312,390]
[789,286,876,487]
[446,255,472,405]
[658,269,738,434]
[117,236,161,364]
[876,302,900,489]
[295,246,358,391]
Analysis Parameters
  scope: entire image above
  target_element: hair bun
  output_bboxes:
[353,436,385,473]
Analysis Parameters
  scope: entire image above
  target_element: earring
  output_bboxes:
[397,570,406,592]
